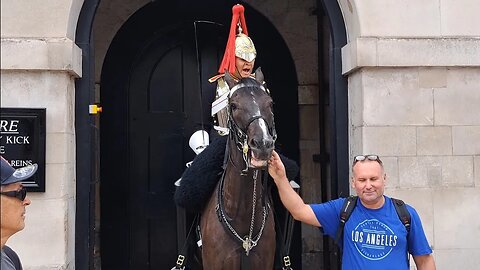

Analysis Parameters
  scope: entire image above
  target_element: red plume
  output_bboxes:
[218,4,249,74]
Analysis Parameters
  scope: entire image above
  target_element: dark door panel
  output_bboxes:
[127,23,224,269]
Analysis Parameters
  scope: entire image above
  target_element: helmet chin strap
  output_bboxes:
[234,66,243,80]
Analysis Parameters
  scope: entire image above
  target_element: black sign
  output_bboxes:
[1,108,46,192]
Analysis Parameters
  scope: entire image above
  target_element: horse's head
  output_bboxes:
[225,68,277,169]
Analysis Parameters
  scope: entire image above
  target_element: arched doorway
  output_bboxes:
[99,2,298,269]
[76,1,348,269]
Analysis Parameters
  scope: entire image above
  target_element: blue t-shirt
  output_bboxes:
[310,196,432,270]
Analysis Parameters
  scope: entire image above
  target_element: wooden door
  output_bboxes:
[127,23,223,269]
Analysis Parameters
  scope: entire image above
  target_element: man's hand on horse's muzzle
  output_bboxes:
[268,150,287,182]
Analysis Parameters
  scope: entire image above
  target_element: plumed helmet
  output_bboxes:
[218,4,256,74]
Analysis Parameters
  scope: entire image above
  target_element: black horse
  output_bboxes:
[200,68,277,269]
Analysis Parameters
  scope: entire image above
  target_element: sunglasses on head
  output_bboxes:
[353,155,383,165]
[0,188,27,201]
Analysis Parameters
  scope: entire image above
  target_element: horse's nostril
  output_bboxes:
[265,140,274,149]
[250,138,260,148]
[250,138,274,149]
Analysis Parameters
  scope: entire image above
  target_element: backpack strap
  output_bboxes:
[391,198,411,266]
[335,196,358,248]
[334,197,412,263]
[391,198,411,233]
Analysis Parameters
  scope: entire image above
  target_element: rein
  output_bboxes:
[215,169,270,256]
[215,82,274,257]
[215,80,277,262]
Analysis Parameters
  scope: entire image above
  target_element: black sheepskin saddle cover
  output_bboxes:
[174,136,299,213]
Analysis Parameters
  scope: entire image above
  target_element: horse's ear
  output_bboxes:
[254,67,264,83]
[224,71,237,89]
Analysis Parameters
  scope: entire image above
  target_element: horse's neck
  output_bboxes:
[222,139,265,218]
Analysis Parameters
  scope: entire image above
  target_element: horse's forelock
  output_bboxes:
[238,77,262,89]
[230,78,267,99]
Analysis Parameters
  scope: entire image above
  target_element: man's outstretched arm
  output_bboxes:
[268,150,320,227]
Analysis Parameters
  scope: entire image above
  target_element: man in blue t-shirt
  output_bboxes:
[268,151,436,270]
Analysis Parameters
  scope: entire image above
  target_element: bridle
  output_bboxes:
[227,81,277,175]
[215,79,276,257]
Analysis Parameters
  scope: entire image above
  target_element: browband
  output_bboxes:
[229,82,266,97]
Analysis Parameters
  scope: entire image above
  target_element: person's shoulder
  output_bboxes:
[385,196,419,215]
[385,195,408,206]
[334,197,348,204]
[312,197,345,210]
[208,74,225,83]
[337,196,356,211]
[2,245,22,269]
[2,245,18,257]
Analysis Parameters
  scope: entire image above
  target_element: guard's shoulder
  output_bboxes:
[208,74,225,83]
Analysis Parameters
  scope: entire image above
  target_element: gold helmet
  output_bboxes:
[235,33,256,62]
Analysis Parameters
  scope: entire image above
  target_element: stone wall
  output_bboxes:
[1,0,82,269]
[342,1,480,268]
[0,71,78,270]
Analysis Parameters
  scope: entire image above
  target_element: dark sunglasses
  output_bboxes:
[0,188,27,201]
[353,155,383,165]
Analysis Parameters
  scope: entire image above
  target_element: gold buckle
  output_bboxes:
[283,255,291,267]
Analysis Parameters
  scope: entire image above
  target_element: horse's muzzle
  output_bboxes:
[249,137,275,167]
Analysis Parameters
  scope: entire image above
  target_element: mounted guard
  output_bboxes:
[210,4,259,136]
[174,4,299,270]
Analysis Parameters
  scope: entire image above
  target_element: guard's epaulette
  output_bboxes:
[208,74,225,83]
[209,73,253,83]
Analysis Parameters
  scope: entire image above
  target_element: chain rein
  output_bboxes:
[216,170,268,255]
[215,82,276,255]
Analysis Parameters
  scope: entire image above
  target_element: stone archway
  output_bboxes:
[76,0,348,269]
[97,1,299,269]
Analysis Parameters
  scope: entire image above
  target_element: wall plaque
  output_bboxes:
[1,108,46,192]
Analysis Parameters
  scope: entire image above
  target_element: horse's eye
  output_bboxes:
[230,103,237,111]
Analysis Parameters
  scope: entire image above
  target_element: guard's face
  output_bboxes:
[234,57,255,79]
[351,161,386,208]
[0,182,31,236]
